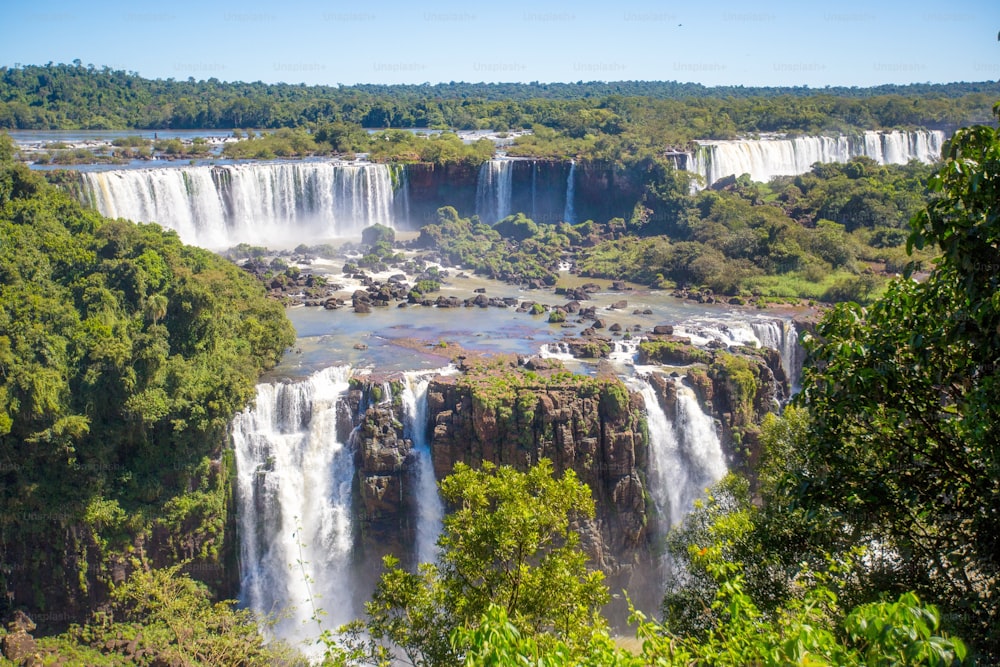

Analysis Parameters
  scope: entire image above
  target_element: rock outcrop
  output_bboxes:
[346,358,652,591]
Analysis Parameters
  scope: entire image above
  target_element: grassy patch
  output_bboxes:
[745,269,858,300]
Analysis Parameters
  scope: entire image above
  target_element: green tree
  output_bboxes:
[38,565,302,665]
[332,459,609,666]
[792,104,1000,657]
[361,224,396,247]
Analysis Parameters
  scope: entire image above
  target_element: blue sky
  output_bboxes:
[3,0,998,87]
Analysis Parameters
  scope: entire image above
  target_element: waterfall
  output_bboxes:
[670,317,800,389]
[390,163,411,227]
[79,161,400,248]
[400,368,454,565]
[539,342,574,360]
[609,338,642,365]
[687,129,945,187]
[747,319,800,392]
[779,320,800,392]
[377,380,393,405]
[563,160,576,224]
[475,159,513,224]
[861,130,945,165]
[633,376,727,529]
[231,366,355,654]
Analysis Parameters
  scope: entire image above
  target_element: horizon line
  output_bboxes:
[3,62,998,91]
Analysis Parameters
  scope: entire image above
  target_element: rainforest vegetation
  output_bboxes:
[2,63,997,134]
[0,132,296,663]
[3,63,999,165]
[1,61,999,663]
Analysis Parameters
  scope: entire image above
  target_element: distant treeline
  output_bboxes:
[1,62,998,135]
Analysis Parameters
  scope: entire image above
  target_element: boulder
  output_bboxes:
[2,611,36,663]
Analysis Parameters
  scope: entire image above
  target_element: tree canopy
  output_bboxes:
[3,62,998,167]
[790,103,1000,657]
[0,132,295,620]
[333,459,609,666]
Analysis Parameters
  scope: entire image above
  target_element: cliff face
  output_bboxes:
[399,159,646,229]
[426,374,648,573]
[347,382,416,561]
[405,163,479,227]
[349,361,651,588]
[1,451,236,632]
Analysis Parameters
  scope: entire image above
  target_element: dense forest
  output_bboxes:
[0,133,296,662]
[8,62,999,168]
[2,62,998,139]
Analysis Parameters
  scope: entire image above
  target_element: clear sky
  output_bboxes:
[2,0,998,88]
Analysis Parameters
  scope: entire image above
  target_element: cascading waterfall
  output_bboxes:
[863,129,944,165]
[231,366,355,654]
[474,159,513,224]
[539,342,575,360]
[671,317,800,390]
[749,319,800,391]
[563,159,576,223]
[783,320,801,391]
[609,338,642,365]
[400,367,456,565]
[633,376,727,530]
[688,129,945,187]
[377,380,393,405]
[80,161,399,248]
[390,163,411,227]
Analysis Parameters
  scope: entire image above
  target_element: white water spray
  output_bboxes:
[400,367,456,564]
[475,159,513,224]
[231,366,355,655]
[539,342,575,361]
[81,162,399,248]
[633,376,727,529]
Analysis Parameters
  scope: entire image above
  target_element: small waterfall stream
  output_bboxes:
[563,159,576,223]
[400,367,456,565]
[474,159,513,224]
